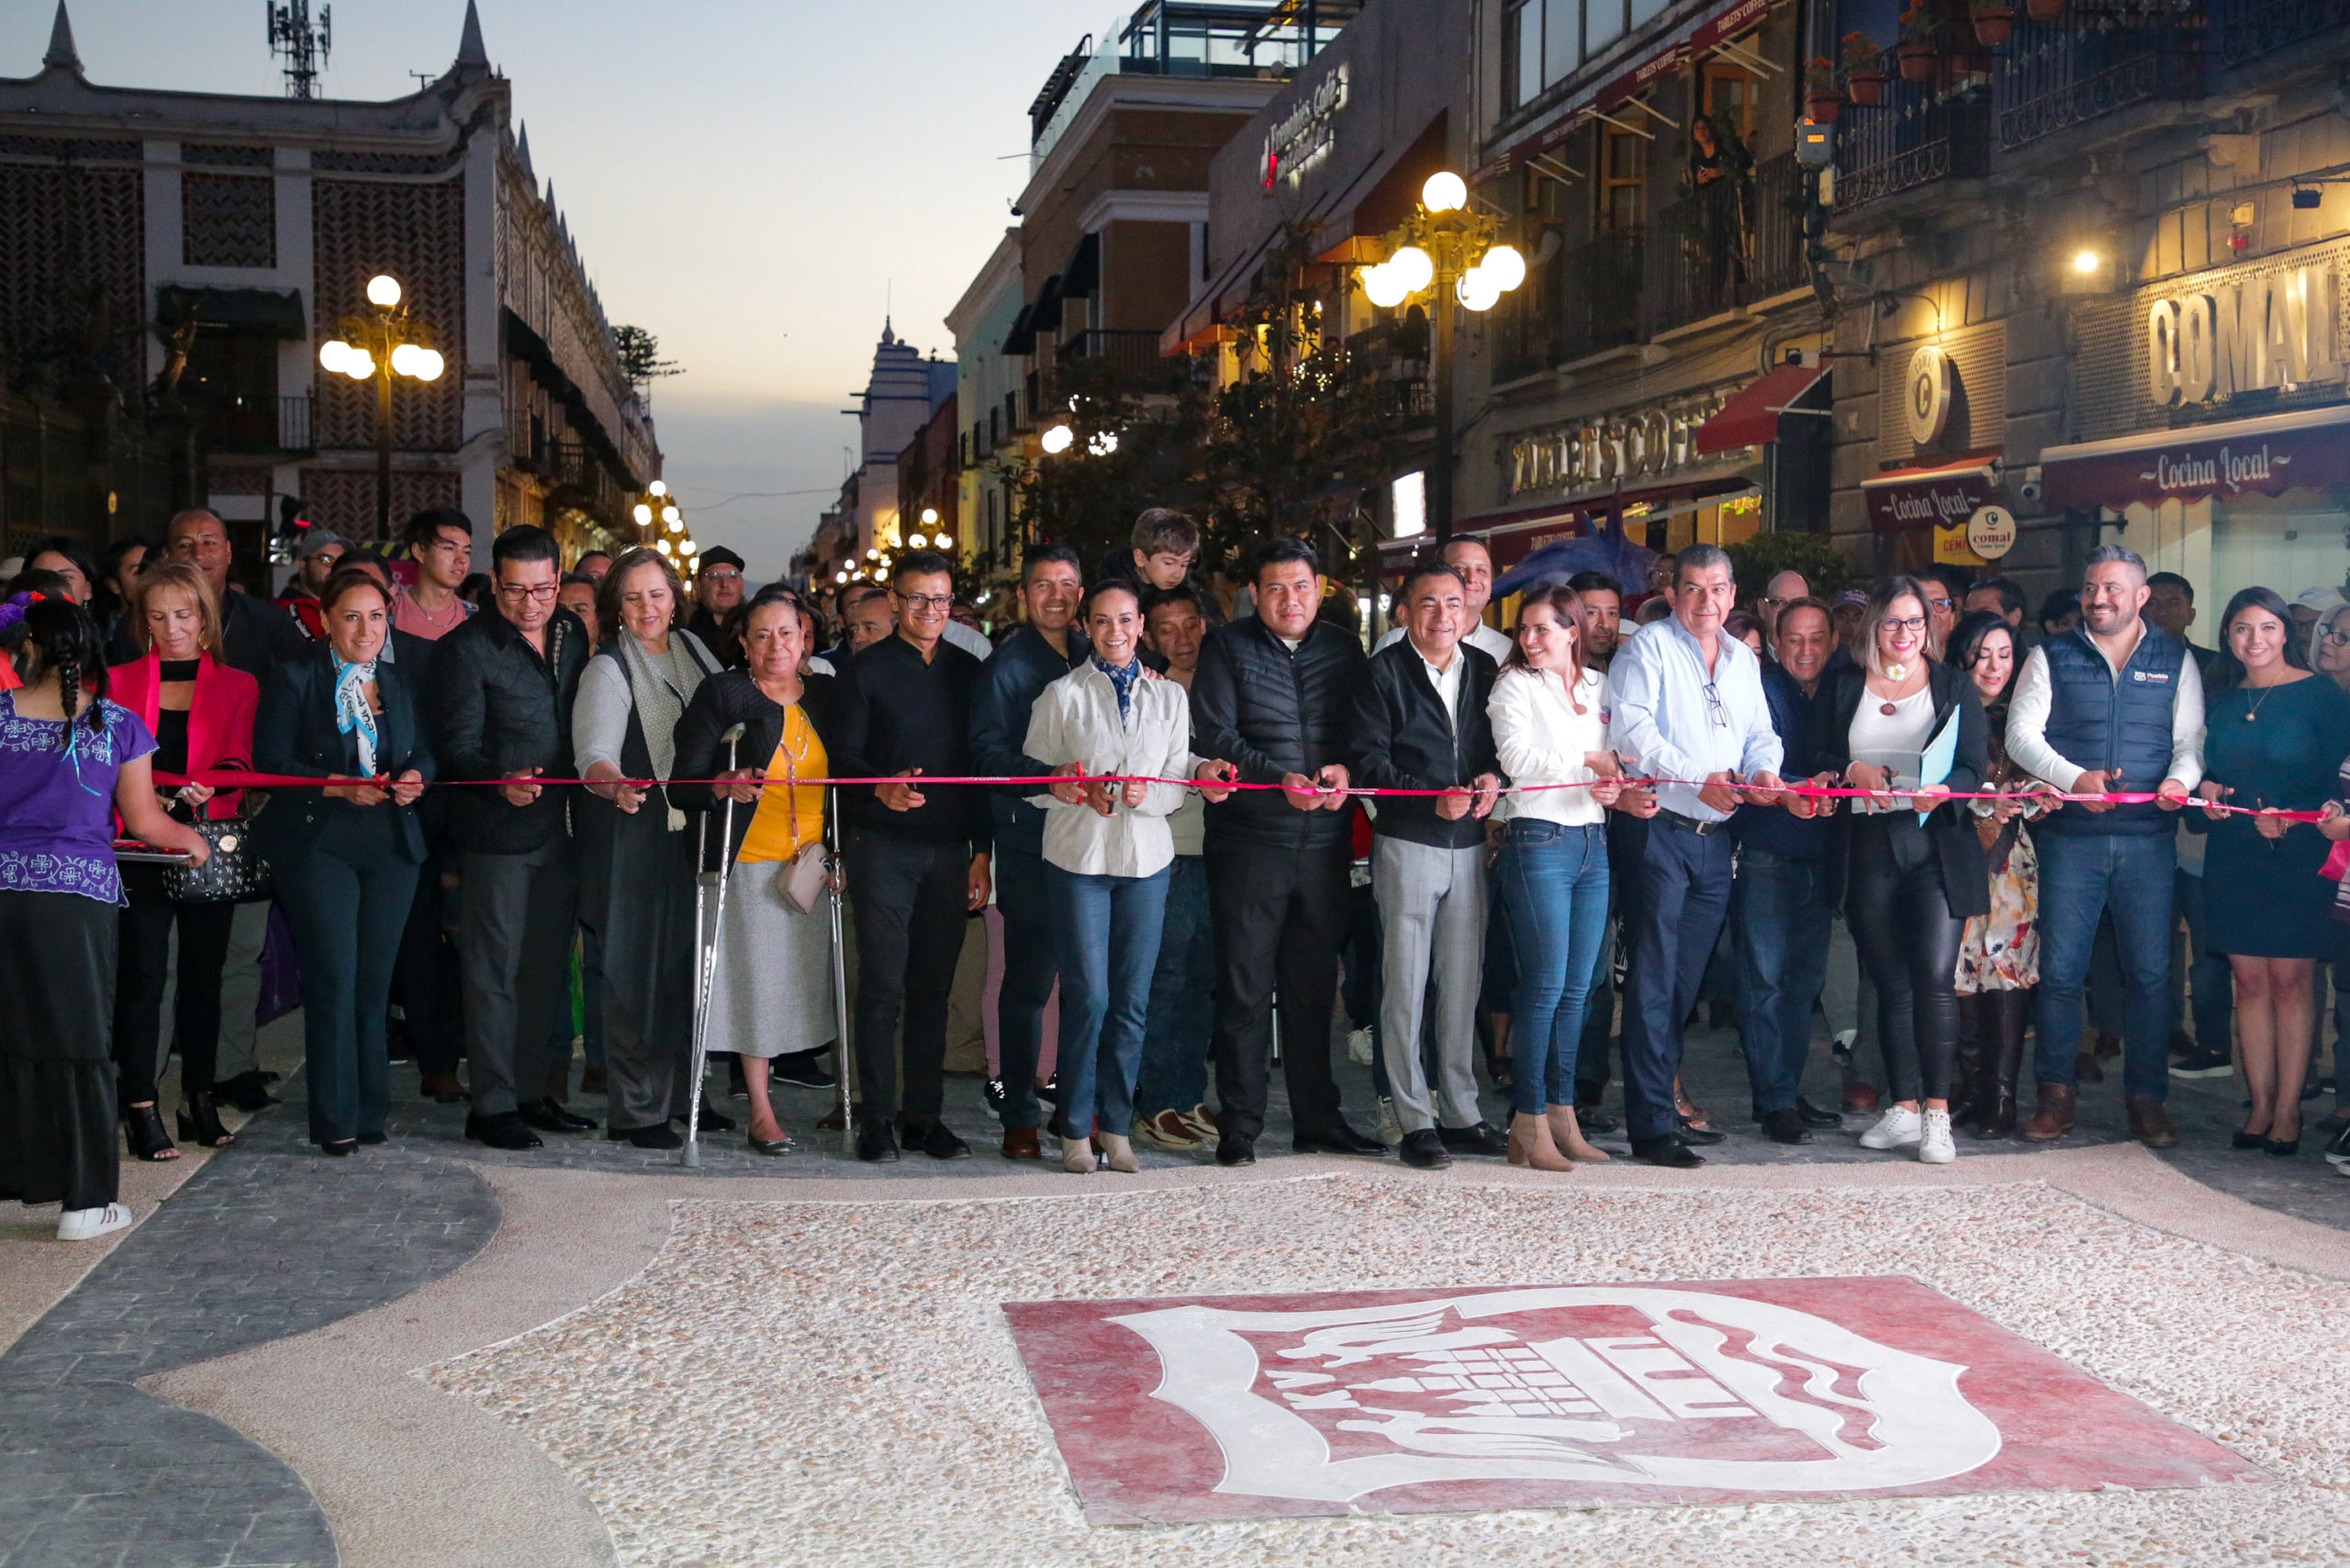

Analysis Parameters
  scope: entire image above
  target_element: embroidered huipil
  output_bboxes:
[0,693,156,904]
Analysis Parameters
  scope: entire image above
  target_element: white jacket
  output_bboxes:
[1489,664,1608,826]
[1023,662,1198,878]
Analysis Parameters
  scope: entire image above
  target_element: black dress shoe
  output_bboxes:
[1398,1128,1452,1169]
[1574,1102,1620,1134]
[465,1112,543,1151]
[321,1139,354,1158]
[856,1123,901,1162]
[1632,1135,1705,1168]
[1675,1118,1726,1146]
[1437,1121,1509,1157]
[520,1097,597,1134]
[771,1050,836,1090]
[610,1123,684,1150]
[1796,1097,1843,1129]
[216,1070,278,1113]
[1293,1120,1386,1156]
[1214,1133,1257,1167]
[1760,1109,1812,1145]
[904,1118,971,1159]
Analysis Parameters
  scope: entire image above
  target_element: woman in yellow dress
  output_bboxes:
[672,586,838,1154]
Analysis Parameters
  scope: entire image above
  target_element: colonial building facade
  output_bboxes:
[0,1,657,568]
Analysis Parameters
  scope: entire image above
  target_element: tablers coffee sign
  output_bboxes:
[1506,386,1736,498]
[1262,62,1348,188]
[2144,263,2341,407]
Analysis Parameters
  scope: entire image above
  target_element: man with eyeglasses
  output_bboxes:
[834,549,993,1162]
[1606,543,1785,1167]
[687,546,749,666]
[425,524,595,1150]
[1917,565,1970,654]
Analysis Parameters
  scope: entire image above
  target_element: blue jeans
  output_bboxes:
[1733,847,1834,1115]
[1135,855,1214,1117]
[1046,863,1169,1139]
[2034,831,2174,1101]
[992,844,1058,1130]
[2171,869,2232,1050]
[1497,822,1610,1116]
[1620,817,1734,1143]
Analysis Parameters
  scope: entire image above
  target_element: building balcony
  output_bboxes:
[2212,0,2350,70]
[1557,229,1646,364]
[1833,47,1992,214]
[1993,9,2205,153]
[203,393,313,455]
[1646,153,1812,336]
[1057,328,1182,385]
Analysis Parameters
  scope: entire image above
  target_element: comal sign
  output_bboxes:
[2144,263,2341,407]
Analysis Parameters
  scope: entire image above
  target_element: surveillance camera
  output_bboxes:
[2015,465,2045,506]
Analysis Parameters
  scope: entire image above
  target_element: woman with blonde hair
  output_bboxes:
[106,559,258,1159]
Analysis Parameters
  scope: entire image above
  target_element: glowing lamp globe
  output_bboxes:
[389,343,422,377]
[1479,243,1528,291]
[1456,267,1502,312]
[933,532,952,548]
[1088,431,1119,456]
[1360,263,1409,308]
[365,274,402,308]
[318,339,353,374]
[1040,423,1075,454]
[411,348,444,382]
[649,480,668,497]
[1421,172,1468,213]
[632,503,653,526]
[921,507,939,525]
[1388,245,1435,295]
[656,538,673,555]
[909,533,928,549]
[662,505,680,524]
[342,350,375,381]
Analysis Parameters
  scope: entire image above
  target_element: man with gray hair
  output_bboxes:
[2006,543,2201,1148]
[1606,543,1785,1167]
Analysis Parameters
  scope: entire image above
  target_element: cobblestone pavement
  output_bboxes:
[4,1009,2344,1567]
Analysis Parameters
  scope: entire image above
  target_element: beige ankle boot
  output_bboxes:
[1546,1105,1611,1161]
[1060,1136,1097,1174]
[1100,1132,1139,1172]
[1507,1112,1573,1171]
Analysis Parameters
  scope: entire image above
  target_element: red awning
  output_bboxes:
[1861,454,2004,532]
[2040,403,2350,510]
[1694,361,1830,455]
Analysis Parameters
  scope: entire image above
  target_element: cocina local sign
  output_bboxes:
[1505,386,1736,498]
[2144,263,2341,406]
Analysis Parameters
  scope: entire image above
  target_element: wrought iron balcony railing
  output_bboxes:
[1993,8,2204,152]
[1647,152,1813,334]
[1834,47,1993,211]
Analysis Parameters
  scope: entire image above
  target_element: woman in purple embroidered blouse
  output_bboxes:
[0,596,207,1242]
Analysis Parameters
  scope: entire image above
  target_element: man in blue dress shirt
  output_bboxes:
[1606,543,1785,1166]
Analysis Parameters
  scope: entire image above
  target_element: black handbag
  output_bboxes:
[162,816,274,904]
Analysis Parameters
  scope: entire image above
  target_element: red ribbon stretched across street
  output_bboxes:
[175,769,2333,822]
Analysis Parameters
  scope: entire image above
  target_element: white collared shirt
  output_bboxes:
[1416,642,1466,723]
[1490,665,1608,826]
[1022,662,1200,879]
[2006,626,2205,793]
[1605,615,1783,822]
[1377,621,1514,664]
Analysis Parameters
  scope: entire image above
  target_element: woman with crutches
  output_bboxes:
[672,585,841,1155]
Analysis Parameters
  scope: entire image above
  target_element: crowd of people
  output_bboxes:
[6,498,2350,1241]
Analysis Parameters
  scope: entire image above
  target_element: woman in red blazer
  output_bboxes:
[107,560,259,1159]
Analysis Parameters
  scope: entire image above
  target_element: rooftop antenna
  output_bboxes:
[266,0,331,99]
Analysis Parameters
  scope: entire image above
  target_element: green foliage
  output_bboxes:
[611,325,679,389]
[1726,530,1854,603]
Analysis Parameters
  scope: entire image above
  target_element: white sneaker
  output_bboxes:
[1376,1095,1404,1148]
[57,1203,134,1242]
[1347,1027,1375,1067]
[1917,1108,1957,1164]
[1858,1105,1924,1150]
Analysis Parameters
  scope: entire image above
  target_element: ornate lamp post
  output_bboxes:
[631,479,699,582]
[319,274,443,538]
[1360,173,1527,542]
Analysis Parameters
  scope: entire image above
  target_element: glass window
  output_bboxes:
[1602,128,1645,230]
[1508,0,1542,109]
[1703,65,1755,139]
[1543,0,1579,84]
[1630,0,1672,28]
[1585,0,1626,56]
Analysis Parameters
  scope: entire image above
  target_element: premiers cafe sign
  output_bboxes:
[1505,386,1737,498]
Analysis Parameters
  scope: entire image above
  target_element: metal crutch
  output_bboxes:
[825,786,855,1158]
[681,722,747,1168]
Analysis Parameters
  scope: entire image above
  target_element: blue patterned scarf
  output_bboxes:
[1093,655,1141,722]
[333,655,379,775]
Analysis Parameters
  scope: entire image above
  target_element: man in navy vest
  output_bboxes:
[2006,544,2203,1147]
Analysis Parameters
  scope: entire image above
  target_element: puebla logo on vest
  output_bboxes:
[2131,669,2171,684]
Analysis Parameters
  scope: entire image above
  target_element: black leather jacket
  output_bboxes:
[1348,639,1502,849]
[422,607,589,856]
[1191,616,1367,849]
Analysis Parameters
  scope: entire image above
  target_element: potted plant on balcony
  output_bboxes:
[1970,0,2018,46]
[1805,56,1845,123]
[2025,0,2063,22]
[1841,31,1887,104]
[1897,0,1941,83]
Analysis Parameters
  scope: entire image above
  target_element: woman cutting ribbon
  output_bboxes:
[254,568,432,1155]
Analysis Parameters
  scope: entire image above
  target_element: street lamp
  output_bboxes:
[1356,172,1526,540]
[319,272,444,539]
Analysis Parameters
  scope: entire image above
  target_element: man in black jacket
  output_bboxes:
[1350,565,1505,1169]
[966,543,1088,1159]
[1190,537,1383,1166]
[106,508,309,676]
[424,525,595,1151]
[834,549,992,1163]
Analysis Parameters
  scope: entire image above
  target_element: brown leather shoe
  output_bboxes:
[2020,1082,2076,1142]
[1001,1125,1042,1160]
[420,1072,466,1104]
[2126,1094,2180,1148]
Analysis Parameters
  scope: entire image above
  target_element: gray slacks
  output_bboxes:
[459,840,579,1117]
[1373,834,1487,1134]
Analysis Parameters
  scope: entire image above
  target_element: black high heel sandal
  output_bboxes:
[320,1139,355,1158]
[176,1092,236,1148]
[2232,1127,2270,1150]
[123,1103,179,1161]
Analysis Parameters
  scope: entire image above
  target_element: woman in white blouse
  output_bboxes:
[1024,582,1224,1173]
[1488,582,1624,1171]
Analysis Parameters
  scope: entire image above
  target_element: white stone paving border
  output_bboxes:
[420,1172,2350,1567]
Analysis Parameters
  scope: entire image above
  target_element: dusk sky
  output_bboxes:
[3,0,1108,577]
